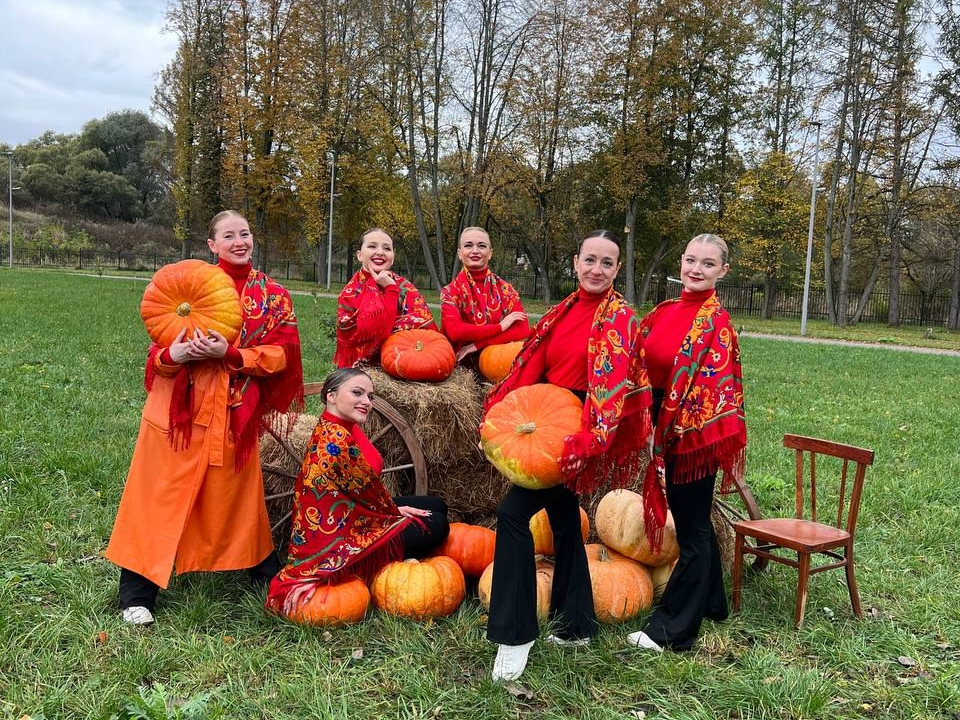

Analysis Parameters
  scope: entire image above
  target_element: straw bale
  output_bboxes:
[260,412,318,550]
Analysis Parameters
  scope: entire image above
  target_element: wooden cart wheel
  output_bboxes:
[262,381,429,538]
[714,475,768,572]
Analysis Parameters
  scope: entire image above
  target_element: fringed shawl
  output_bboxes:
[144,266,304,470]
[483,287,652,495]
[440,268,521,324]
[639,291,746,549]
[333,269,436,368]
[265,416,410,616]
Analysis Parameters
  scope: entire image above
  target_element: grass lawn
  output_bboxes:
[1,268,958,720]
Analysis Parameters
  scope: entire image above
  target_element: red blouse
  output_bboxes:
[642,288,715,390]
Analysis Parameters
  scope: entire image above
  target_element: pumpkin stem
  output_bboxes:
[176,302,192,317]
[415,341,424,351]
[516,421,537,434]
[599,546,611,562]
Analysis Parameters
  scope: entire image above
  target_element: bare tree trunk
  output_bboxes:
[624,199,637,304]
[638,237,671,303]
[852,251,883,324]
[950,234,960,330]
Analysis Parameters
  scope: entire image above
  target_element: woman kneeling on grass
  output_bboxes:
[629,233,746,653]
[265,368,449,619]
[105,210,304,625]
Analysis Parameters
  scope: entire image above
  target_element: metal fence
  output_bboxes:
[2,244,954,327]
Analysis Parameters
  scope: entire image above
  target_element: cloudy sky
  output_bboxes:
[0,0,178,145]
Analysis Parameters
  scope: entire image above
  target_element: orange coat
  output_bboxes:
[105,346,286,588]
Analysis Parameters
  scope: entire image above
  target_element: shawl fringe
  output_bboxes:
[167,366,193,451]
[564,405,652,495]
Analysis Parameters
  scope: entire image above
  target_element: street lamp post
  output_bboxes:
[325,150,337,290]
[800,121,822,336]
[2,151,12,269]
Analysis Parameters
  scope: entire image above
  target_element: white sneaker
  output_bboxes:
[626,630,663,652]
[492,640,534,682]
[545,634,590,647]
[122,606,155,625]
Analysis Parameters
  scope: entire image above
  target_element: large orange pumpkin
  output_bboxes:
[529,506,589,556]
[289,575,370,626]
[595,489,680,567]
[380,329,456,382]
[140,259,242,347]
[480,384,583,489]
[478,558,554,621]
[370,556,465,619]
[585,544,654,623]
[431,523,496,578]
[478,341,524,382]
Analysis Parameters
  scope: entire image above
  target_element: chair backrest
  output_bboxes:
[783,434,875,536]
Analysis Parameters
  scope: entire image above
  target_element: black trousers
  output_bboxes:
[642,472,728,650]
[394,495,449,558]
[486,484,596,644]
[118,551,281,611]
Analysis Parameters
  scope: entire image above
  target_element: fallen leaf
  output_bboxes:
[762,675,782,685]
[42,522,54,531]
[351,648,364,661]
[859,703,873,711]
[222,635,235,645]
[896,656,916,668]
[935,642,950,651]
[95,631,108,645]
[631,712,646,720]
[321,631,333,642]
[895,676,916,685]
[504,682,534,701]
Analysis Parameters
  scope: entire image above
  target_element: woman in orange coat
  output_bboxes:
[105,210,303,625]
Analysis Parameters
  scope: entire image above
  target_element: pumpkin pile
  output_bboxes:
[480,383,582,489]
[431,522,496,578]
[140,259,242,346]
[380,329,456,382]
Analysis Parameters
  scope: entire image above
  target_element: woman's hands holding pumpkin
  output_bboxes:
[398,505,432,519]
[170,329,230,363]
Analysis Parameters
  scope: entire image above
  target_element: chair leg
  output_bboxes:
[732,532,744,613]
[794,552,810,627]
[845,552,862,618]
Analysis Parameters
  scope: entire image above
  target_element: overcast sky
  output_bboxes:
[0,0,178,146]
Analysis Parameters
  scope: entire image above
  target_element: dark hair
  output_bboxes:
[207,210,247,240]
[578,230,621,258]
[321,368,373,401]
[359,227,392,246]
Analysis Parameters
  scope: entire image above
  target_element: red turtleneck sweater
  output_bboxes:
[643,288,715,390]
[440,268,529,349]
[322,410,383,475]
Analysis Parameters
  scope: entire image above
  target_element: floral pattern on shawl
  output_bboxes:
[440,268,522,325]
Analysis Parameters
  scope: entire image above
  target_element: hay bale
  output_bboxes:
[711,502,735,571]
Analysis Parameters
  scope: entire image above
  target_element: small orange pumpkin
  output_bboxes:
[380,329,456,382]
[289,575,370,626]
[478,557,554,621]
[478,341,524,382]
[140,259,242,347]
[529,506,589,556]
[595,489,680,567]
[585,544,654,623]
[481,384,583,489]
[431,523,496,578]
[370,556,465,619]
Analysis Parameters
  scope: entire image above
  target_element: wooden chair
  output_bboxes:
[731,434,875,626]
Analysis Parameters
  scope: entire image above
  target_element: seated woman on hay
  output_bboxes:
[333,228,435,368]
[440,227,529,364]
[266,368,449,621]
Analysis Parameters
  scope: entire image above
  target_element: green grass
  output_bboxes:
[1,268,959,719]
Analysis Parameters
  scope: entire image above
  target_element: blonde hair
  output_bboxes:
[688,233,729,264]
[459,226,490,246]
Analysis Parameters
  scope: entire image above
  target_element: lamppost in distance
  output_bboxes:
[800,121,822,336]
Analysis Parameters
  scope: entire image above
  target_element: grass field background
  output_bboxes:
[1,269,958,719]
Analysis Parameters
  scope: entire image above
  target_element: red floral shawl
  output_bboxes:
[265,415,410,615]
[440,268,521,327]
[333,269,436,367]
[640,292,746,548]
[145,266,304,469]
[483,287,652,495]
